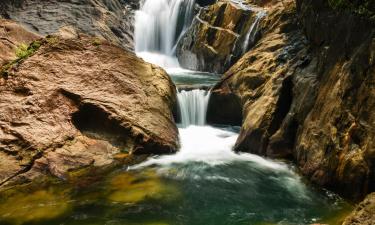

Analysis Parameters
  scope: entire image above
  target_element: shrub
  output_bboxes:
[328,0,375,18]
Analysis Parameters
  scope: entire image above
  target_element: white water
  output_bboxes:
[177,89,211,127]
[133,0,300,182]
[135,0,196,68]
[242,10,266,54]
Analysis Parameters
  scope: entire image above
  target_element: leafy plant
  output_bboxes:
[1,40,43,78]
[328,0,374,18]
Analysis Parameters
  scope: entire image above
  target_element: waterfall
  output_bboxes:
[135,0,196,67]
[242,10,266,54]
[177,89,211,127]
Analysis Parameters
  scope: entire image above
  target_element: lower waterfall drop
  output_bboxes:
[177,89,211,127]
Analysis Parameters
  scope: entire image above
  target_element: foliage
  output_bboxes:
[328,0,375,18]
[92,38,102,46]
[1,40,43,78]
[15,40,42,59]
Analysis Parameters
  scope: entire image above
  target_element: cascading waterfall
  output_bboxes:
[177,89,211,127]
[242,10,266,54]
[135,0,196,67]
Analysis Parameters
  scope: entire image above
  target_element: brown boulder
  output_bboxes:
[0,32,178,186]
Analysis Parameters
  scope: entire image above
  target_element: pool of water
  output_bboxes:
[167,68,220,86]
[0,125,351,225]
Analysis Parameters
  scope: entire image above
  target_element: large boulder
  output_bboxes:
[0,23,178,186]
[213,0,375,201]
[176,1,265,73]
[0,0,137,51]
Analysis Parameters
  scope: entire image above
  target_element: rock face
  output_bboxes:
[0,19,41,65]
[176,1,265,74]
[343,192,375,225]
[0,0,137,51]
[0,26,178,186]
[213,0,375,201]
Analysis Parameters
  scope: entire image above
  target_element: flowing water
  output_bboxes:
[135,0,196,68]
[242,10,266,54]
[0,1,353,225]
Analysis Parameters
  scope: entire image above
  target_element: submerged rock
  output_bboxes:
[0,0,136,51]
[176,1,265,73]
[0,26,178,186]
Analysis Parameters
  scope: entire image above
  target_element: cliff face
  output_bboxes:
[177,1,264,74]
[211,0,374,201]
[295,0,375,201]
[0,0,137,51]
[0,21,178,187]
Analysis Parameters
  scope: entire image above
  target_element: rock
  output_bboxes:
[294,0,375,201]
[0,19,41,65]
[214,0,375,201]
[207,86,242,126]
[213,0,308,156]
[176,1,265,73]
[343,193,375,225]
[0,32,178,186]
[0,0,136,51]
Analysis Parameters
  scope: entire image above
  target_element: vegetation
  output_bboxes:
[92,38,102,46]
[328,0,375,18]
[1,40,43,78]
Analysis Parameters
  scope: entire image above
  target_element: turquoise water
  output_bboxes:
[167,68,220,86]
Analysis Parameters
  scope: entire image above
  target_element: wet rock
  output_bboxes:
[176,1,265,73]
[0,0,136,51]
[0,32,178,186]
[343,192,375,225]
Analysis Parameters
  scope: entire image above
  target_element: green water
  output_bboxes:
[167,68,220,86]
[0,126,351,225]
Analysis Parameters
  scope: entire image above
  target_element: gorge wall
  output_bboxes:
[209,0,374,202]
[0,0,137,51]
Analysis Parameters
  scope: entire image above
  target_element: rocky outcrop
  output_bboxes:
[294,0,375,201]
[213,0,309,156]
[0,0,137,51]
[0,19,41,66]
[343,192,375,225]
[0,25,178,186]
[176,1,265,73]
[213,0,375,201]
